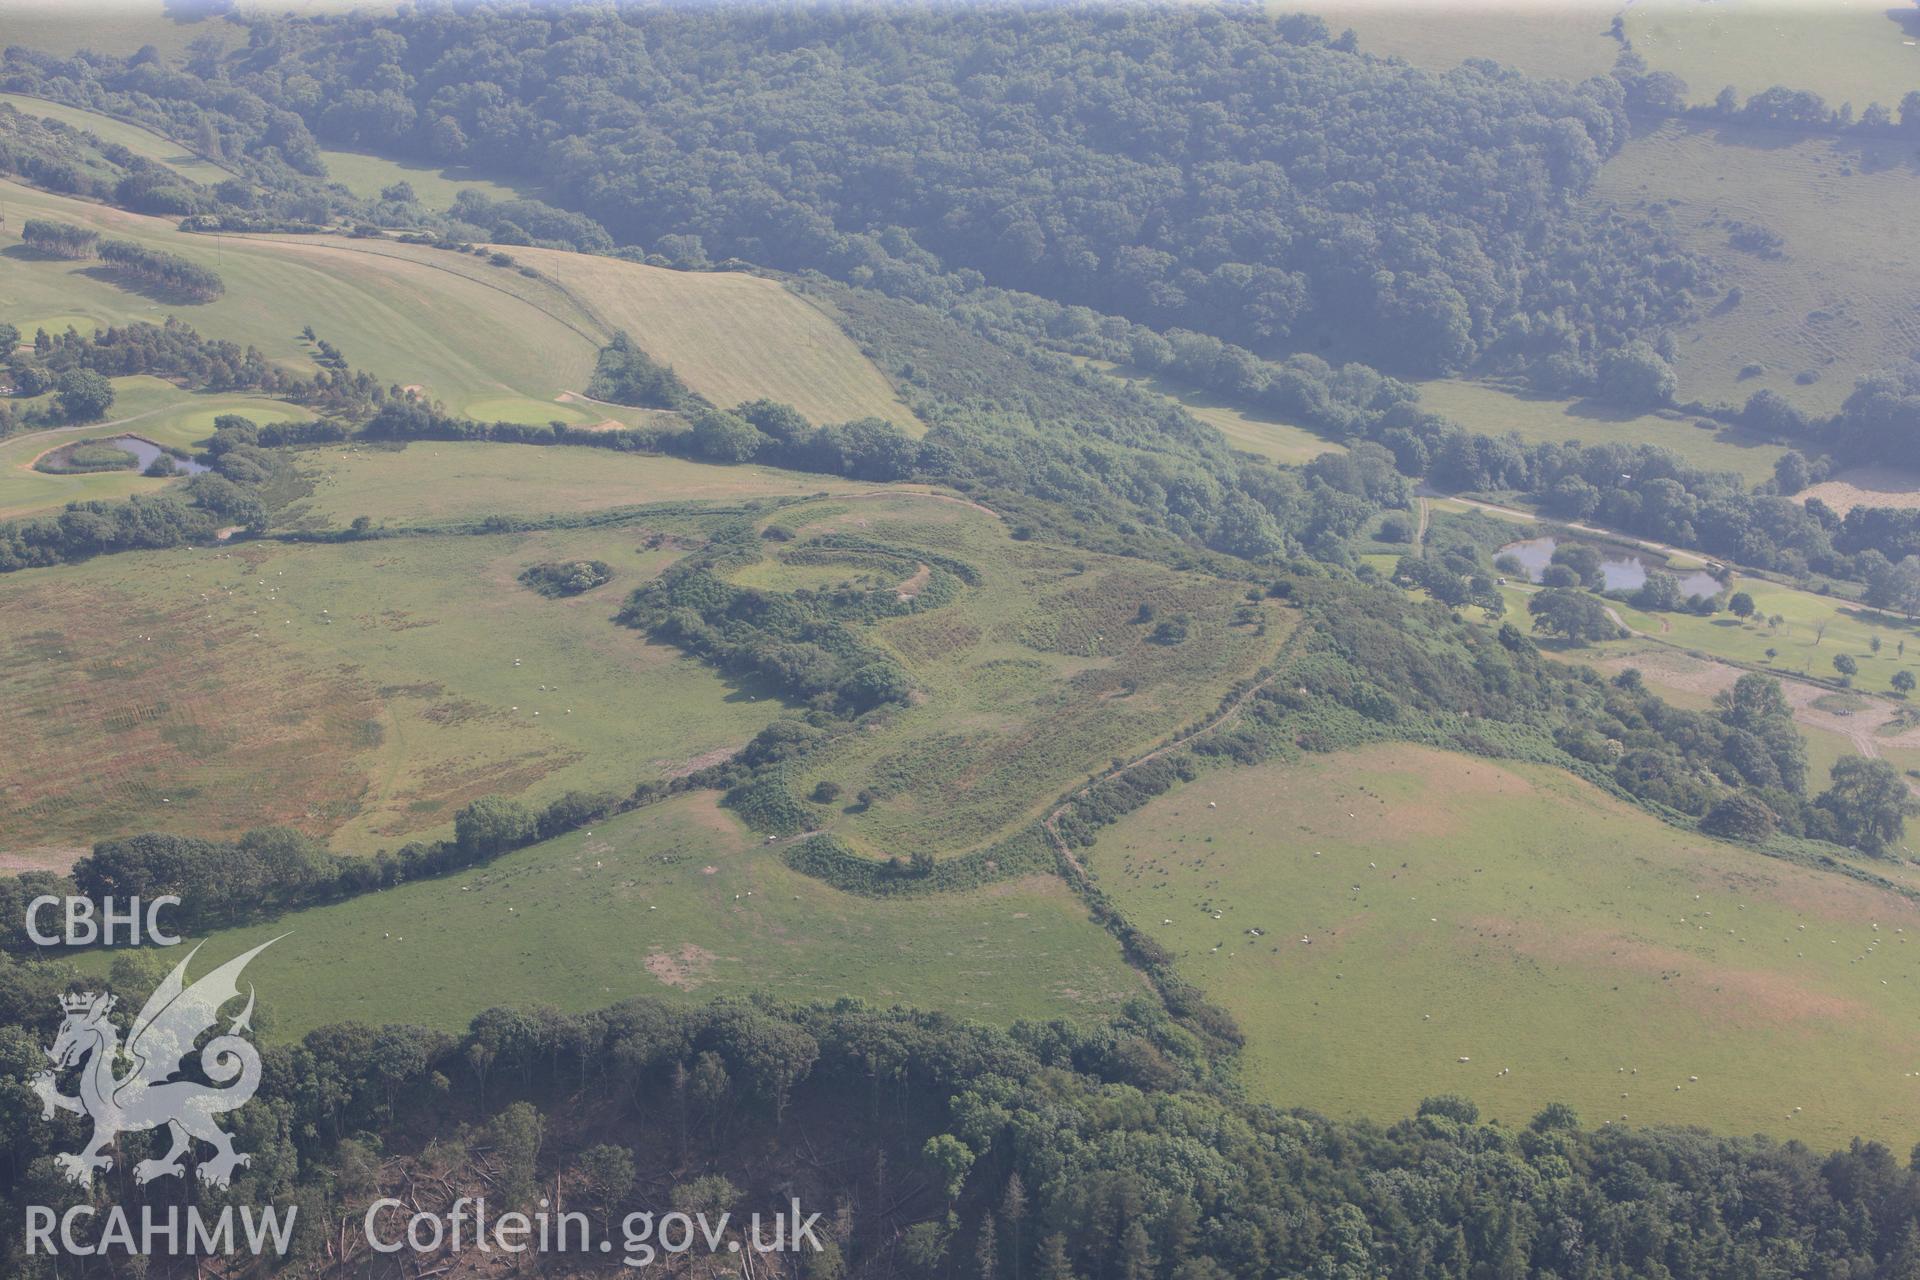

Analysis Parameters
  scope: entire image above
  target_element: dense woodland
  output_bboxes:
[14,955,1920,1278]
[4,5,1705,387]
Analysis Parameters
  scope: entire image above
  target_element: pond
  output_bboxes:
[1497,536,1721,598]
[104,434,210,476]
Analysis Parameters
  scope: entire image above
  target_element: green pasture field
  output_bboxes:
[315,147,530,209]
[1550,641,1918,819]
[1625,0,1920,112]
[290,441,877,528]
[1603,578,1919,695]
[1802,720,1862,788]
[0,0,374,59]
[1415,378,1787,484]
[1094,742,1920,1148]
[748,493,1289,859]
[1883,741,1920,787]
[0,93,231,185]
[1297,1,1918,111]
[0,377,311,521]
[85,791,1140,1040]
[1075,358,1343,465]
[0,181,603,419]
[1489,570,1915,699]
[0,524,790,856]
[0,0,224,59]
[1290,3,1620,82]
[1593,120,1920,415]
[2,182,914,433]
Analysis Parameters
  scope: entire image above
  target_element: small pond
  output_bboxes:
[104,435,210,476]
[1497,536,1721,598]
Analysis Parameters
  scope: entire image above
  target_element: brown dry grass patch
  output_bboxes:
[0,578,379,848]
[1798,467,1920,516]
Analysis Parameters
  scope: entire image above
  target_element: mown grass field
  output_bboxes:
[506,246,918,430]
[1298,0,1919,110]
[0,0,226,59]
[1593,120,1920,416]
[0,92,231,185]
[1491,569,1917,701]
[1415,378,1787,484]
[0,523,792,857]
[1079,359,1343,465]
[747,493,1289,859]
[90,791,1141,1040]
[1625,0,1920,112]
[1291,2,1619,81]
[0,181,606,419]
[1095,743,1920,1147]
[0,377,311,521]
[291,441,876,528]
[1,181,915,433]
[315,148,529,209]
[1602,577,1920,696]
[0,0,375,58]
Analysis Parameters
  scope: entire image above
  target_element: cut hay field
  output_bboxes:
[505,246,918,430]
[0,523,791,857]
[747,493,1289,859]
[0,378,311,521]
[0,181,606,423]
[91,791,1141,1040]
[1798,466,1920,516]
[1079,359,1343,465]
[1,181,915,433]
[1415,378,1786,484]
[0,93,230,185]
[1625,0,1920,112]
[291,441,876,528]
[1095,743,1920,1147]
[1291,2,1619,81]
[1593,120,1920,414]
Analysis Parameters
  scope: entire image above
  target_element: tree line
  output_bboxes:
[95,237,224,301]
[15,217,223,299]
[19,215,96,257]
[16,948,1920,1277]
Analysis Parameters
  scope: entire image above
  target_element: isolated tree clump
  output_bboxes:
[1817,757,1918,855]
[587,330,693,408]
[54,368,115,422]
[1701,792,1778,841]
[519,559,614,597]
[1527,588,1621,644]
[1597,342,1677,409]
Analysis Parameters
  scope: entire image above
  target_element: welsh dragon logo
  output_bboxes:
[31,939,280,1189]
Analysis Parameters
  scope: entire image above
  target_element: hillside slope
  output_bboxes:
[1,178,912,430]
[1098,742,1920,1147]
[508,244,917,429]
